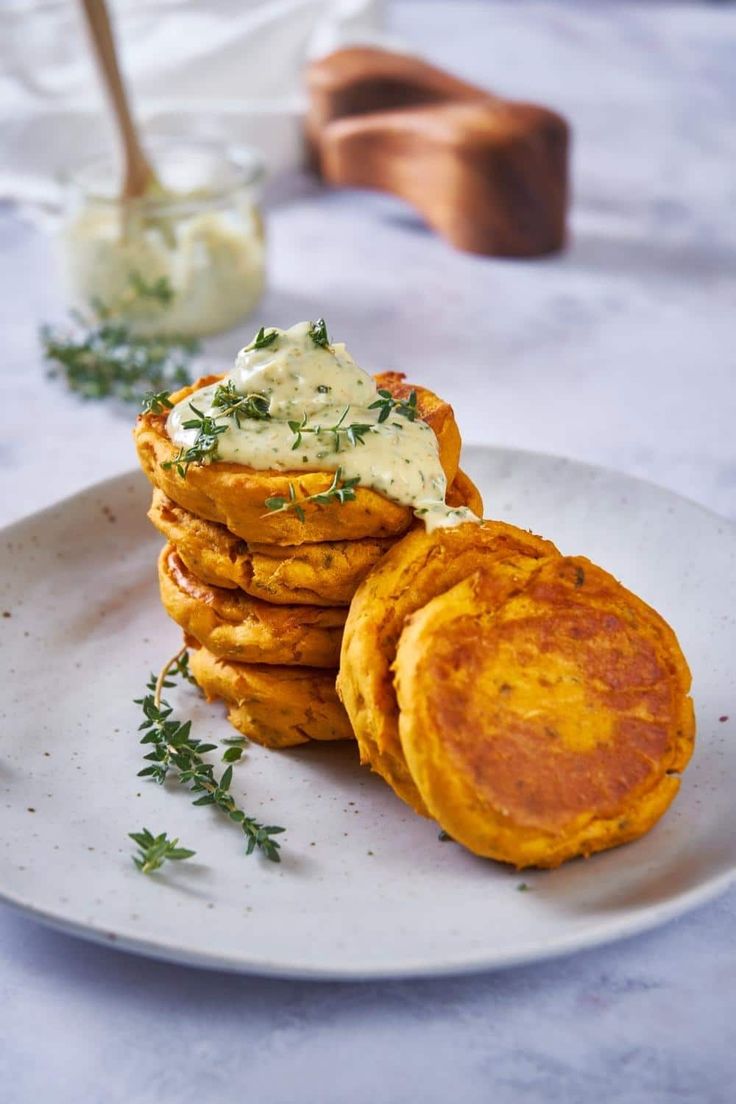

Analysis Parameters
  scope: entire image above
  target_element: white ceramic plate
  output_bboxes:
[1,446,734,980]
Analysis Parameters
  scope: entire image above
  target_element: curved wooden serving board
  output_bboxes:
[306,47,570,257]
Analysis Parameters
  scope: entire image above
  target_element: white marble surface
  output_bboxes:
[1,1,734,1100]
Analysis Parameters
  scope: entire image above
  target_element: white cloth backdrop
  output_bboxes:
[0,0,386,206]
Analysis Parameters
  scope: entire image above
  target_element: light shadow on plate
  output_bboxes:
[282,739,409,814]
[533,833,736,917]
[283,739,365,785]
[139,860,214,902]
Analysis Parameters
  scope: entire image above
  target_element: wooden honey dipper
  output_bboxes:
[306,47,570,257]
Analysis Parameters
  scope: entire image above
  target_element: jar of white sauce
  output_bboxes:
[58,137,266,339]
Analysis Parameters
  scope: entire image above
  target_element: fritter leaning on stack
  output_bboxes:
[135,321,483,751]
[135,320,695,869]
[339,522,695,868]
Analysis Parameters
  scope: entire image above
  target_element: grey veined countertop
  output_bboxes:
[0,2,734,1101]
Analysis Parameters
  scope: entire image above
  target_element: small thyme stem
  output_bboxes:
[154,646,188,709]
[136,649,285,862]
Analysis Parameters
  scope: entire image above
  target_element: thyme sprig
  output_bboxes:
[264,467,361,522]
[212,380,271,425]
[136,648,285,862]
[41,274,198,403]
[162,403,229,477]
[308,318,330,349]
[141,390,174,415]
[160,646,196,688]
[159,383,272,476]
[369,388,418,424]
[288,407,373,452]
[245,326,279,351]
[127,272,175,307]
[129,828,195,875]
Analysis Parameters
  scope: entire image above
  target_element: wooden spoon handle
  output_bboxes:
[79,0,155,199]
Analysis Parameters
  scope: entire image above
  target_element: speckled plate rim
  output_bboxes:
[0,855,734,981]
[1,447,735,981]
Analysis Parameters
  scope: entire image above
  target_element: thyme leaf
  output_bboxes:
[222,745,245,764]
[129,828,195,875]
[136,648,285,863]
[368,388,418,424]
[264,467,360,521]
[308,318,330,349]
[245,326,279,351]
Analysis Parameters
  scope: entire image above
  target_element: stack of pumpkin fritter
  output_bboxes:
[134,325,696,871]
[134,370,482,751]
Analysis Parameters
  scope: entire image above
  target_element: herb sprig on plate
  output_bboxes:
[129,828,195,875]
[135,648,285,862]
[41,274,198,403]
[264,467,361,522]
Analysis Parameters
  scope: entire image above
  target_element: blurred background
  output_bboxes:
[1,0,734,520]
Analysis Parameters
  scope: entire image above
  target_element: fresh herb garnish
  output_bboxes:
[221,736,247,764]
[129,828,195,875]
[136,648,285,862]
[264,482,306,522]
[128,271,175,307]
[288,407,373,452]
[212,380,271,425]
[141,390,174,415]
[264,467,360,522]
[308,318,330,349]
[41,274,198,403]
[369,388,418,424]
[162,403,229,477]
[161,383,272,476]
[245,326,278,351]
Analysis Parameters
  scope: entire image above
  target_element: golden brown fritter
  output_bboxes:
[445,468,483,517]
[149,489,395,605]
[189,645,352,748]
[158,545,346,666]
[337,520,559,813]
[134,373,462,545]
[394,557,695,868]
[147,469,483,607]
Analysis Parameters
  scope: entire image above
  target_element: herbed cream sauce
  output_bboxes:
[166,322,480,531]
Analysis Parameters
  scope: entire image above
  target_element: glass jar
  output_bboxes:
[58,137,266,339]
